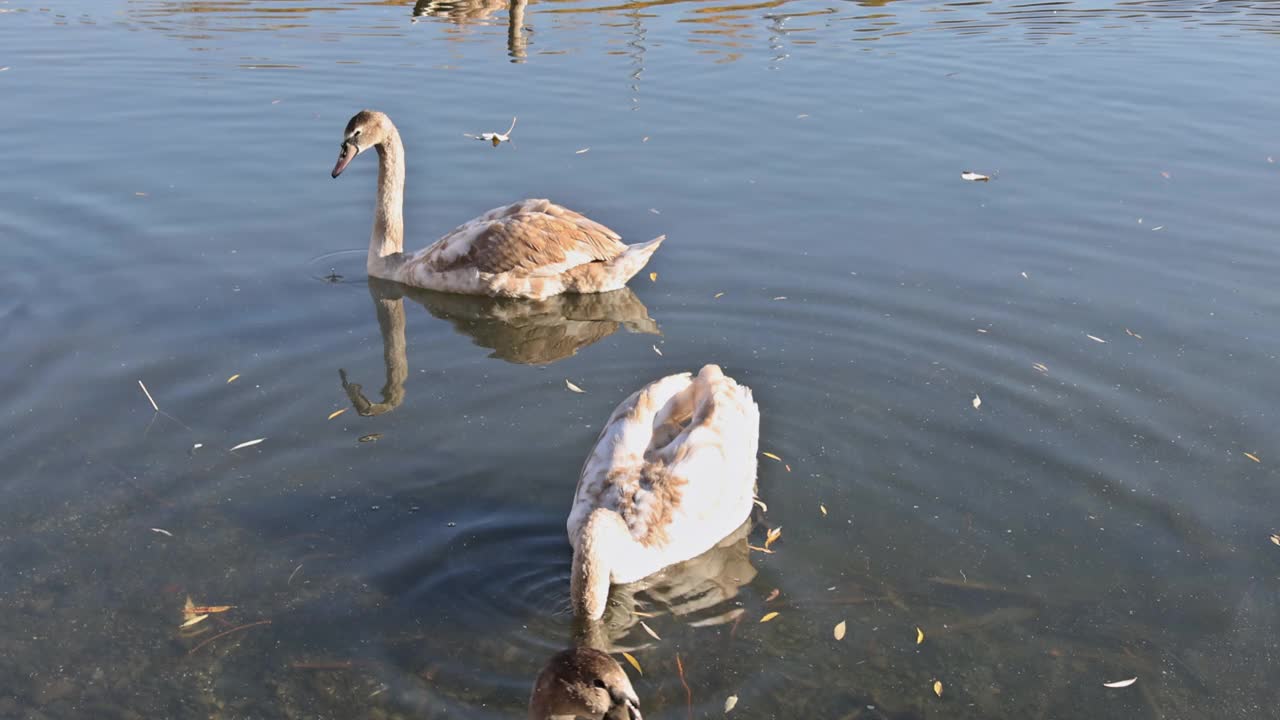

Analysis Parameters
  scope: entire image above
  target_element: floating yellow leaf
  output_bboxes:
[565,379,585,393]
[724,694,738,713]
[833,620,846,640]
[649,272,658,282]
[226,374,240,384]
[1244,452,1261,463]
[181,614,209,628]
[916,626,925,645]
[759,611,779,623]
[765,526,782,549]
[819,504,828,516]
[327,408,348,420]
[639,621,661,640]
[933,680,943,697]
[621,652,642,675]
[762,452,782,462]
[1103,677,1137,688]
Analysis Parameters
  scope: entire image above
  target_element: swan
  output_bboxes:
[331,110,664,300]
[568,365,760,620]
[528,647,641,720]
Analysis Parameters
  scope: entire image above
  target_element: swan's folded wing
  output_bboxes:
[430,200,627,275]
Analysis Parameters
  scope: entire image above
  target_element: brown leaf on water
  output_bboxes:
[762,452,782,462]
[639,621,661,640]
[933,680,943,697]
[747,544,774,554]
[764,588,780,602]
[226,374,240,384]
[1244,452,1261,463]
[833,620,847,640]
[621,652,642,675]
[565,379,585,393]
[327,408,348,421]
[181,614,209,628]
[765,526,782,549]
[759,611,779,623]
[649,272,658,282]
[916,626,925,645]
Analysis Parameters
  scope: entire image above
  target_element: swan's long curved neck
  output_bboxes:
[369,129,406,276]
[571,509,630,620]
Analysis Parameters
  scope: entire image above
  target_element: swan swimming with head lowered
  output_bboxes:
[331,110,664,300]
[568,365,761,620]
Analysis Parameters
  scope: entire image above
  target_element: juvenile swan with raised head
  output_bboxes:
[568,365,760,620]
[331,110,664,300]
[528,647,641,720]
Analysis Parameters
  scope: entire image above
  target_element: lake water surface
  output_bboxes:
[2,0,1279,718]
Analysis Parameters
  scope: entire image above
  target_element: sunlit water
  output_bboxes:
[2,0,1279,717]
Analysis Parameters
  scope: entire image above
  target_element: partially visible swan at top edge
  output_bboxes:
[330,110,664,300]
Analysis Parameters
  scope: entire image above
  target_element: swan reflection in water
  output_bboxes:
[413,0,529,61]
[529,518,754,718]
[340,277,659,416]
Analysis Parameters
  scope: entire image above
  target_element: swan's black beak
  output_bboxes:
[332,142,359,178]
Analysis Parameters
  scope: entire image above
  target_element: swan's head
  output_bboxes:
[529,648,642,720]
[332,110,394,178]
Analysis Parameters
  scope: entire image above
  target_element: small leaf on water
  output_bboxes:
[1021,271,1029,279]
[819,504,828,516]
[649,208,661,215]
[972,394,982,409]
[916,626,925,645]
[565,379,585,393]
[960,171,990,182]
[150,528,173,537]
[192,605,234,614]
[834,620,847,640]
[1244,452,1261,463]
[639,621,661,640]
[229,438,266,452]
[933,680,943,697]
[649,272,658,282]
[575,147,590,155]
[759,611,779,623]
[621,652,642,675]
[765,526,782,549]
[181,614,209,628]
[327,408,348,420]
[1268,534,1279,546]
[724,694,738,713]
[1086,334,1107,344]
[764,589,780,602]
[1125,328,1143,339]
[1103,677,1137,688]
[1033,362,1049,373]
[762,452,782,462]
[358,433,381,443]
[714,292,725,298]
[653,345,663,356]
[226,374,240,384]
[772,296,787,301]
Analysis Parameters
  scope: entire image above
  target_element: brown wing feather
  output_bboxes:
[436,201,627,275]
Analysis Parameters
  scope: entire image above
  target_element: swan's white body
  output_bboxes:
[568,365,760,619]
[332,110,663,300]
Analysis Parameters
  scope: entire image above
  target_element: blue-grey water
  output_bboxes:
[2,0,1278,717]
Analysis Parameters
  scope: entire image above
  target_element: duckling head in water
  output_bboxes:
[528,647,641,720]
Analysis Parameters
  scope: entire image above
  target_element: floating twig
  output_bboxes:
[138,380,159,412]
[675,653,692,720]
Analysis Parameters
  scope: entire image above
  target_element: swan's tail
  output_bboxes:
[565,235,665,294]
